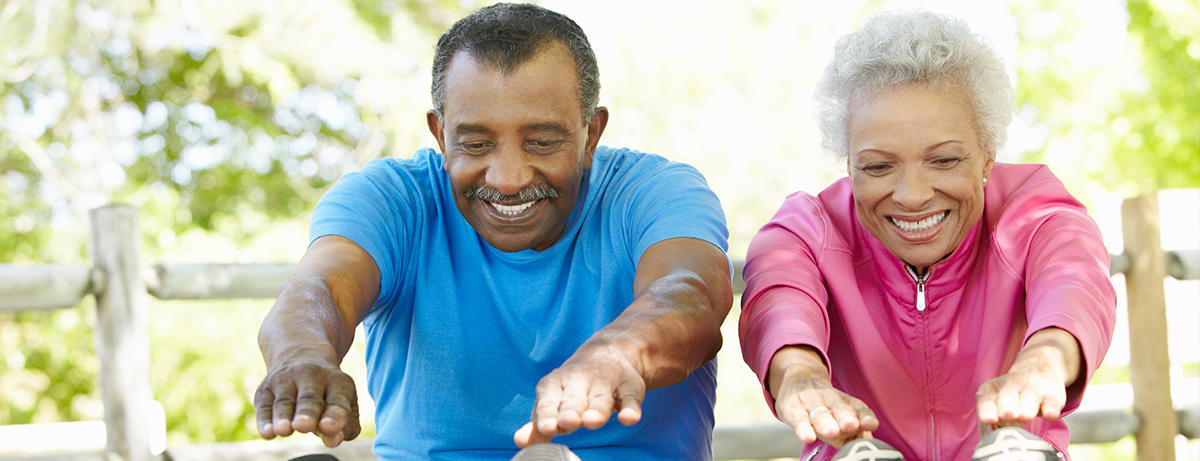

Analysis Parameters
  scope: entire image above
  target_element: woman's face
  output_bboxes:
[847,84,994,272]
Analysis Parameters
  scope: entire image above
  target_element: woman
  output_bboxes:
[739,10,1116,461]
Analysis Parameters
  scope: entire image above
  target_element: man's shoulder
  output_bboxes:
[336,148,446,197]
[591,146,707,186]
[358,148,443,176]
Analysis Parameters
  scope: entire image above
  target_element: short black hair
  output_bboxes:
[431,3,600,125]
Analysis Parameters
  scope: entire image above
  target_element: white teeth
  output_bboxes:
[889,211,948,233]
[492,201,535,215]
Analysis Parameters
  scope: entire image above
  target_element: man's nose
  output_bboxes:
[892,168,934,211]
[484,144,534,196]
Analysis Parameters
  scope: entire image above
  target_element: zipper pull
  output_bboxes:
[916,280,926,312]
[905,265,930,312]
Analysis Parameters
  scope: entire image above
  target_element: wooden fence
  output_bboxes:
[1,194,1198,461]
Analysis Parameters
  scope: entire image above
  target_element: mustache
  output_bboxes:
[463,183,560,203]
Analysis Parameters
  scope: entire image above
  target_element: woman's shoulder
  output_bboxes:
[984,162,1095,248]
[985,163,1082,217]
[757,177,858,248]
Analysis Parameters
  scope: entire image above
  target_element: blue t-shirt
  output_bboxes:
[310,146,729,460]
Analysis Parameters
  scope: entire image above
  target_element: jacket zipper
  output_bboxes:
[904,266,929,312]
[929,411,937,461]
[906,265,935,459]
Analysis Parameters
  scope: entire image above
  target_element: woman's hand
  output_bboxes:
[976,328,1083,429]
[768,345,879,449]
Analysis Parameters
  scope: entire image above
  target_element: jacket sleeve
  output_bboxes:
[738,192,834,413]
[991,165,1118,414]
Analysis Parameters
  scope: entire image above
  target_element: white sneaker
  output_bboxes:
[972,427,1058,461]
[830,438,905,461]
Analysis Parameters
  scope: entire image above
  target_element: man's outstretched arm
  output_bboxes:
[515,237,733,447]
[256,235,380,447]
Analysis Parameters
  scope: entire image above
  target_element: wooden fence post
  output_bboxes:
[90,205,155,461]
[1121,194,1177,461]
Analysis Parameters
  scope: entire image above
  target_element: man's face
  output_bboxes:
[428,42,607,252]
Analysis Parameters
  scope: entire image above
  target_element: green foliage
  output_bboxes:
[149,299,274,443]
[0,0,469,446]
[1106,0,1200,192]
[1012,0,1200,195]
[0,306,100,424]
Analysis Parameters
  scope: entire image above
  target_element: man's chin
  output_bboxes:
[480,233,541,253]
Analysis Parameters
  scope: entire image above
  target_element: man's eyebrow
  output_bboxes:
[454,123,492,134]
[526,122,570,134]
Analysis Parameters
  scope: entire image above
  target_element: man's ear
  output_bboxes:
[427,110,447,153]
[582,107,609,170]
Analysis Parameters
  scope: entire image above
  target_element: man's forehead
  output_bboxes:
[446,40,575,78]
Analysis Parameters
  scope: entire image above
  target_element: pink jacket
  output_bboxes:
[739,163,1117,461]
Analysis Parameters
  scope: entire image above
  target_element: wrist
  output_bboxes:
[1015,328,1082,386]
[264,344,341,371]
[767,345,828,398]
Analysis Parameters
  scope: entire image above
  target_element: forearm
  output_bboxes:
[259,275,359,369]
[579,268,731,390]
[1010,327,1083,387]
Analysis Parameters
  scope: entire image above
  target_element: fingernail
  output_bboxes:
[321,416,336,425]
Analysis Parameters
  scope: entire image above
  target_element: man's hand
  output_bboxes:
[769,345,879,449]
[256,235,378,447]
[513,237,732,448]
[976,327,1082,429]
[513,345,646,447]
[255,359,361,447]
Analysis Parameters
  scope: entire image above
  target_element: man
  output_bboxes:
[253,3,733,460]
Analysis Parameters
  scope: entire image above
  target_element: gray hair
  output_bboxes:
[814,10,1014,160]
[431,3,600,126]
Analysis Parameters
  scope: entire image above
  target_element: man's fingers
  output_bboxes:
[320,377,359,440]
[554,379,592,434]
[318,430,345,448]
[582,386,617,430]
[532,379,565,437]
[253,386,278,439]
[292,381,327,433]
[614,381,643,426]
[270,382,299,436]
[513,422,554,448]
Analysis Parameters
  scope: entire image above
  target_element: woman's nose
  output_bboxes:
[892,169,934,210]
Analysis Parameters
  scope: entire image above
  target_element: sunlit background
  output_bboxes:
[1,0,1196,459]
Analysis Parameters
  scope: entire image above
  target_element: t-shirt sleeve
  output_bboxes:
[309,158,418,311]
[994,165,1118,413]
[616,157,730,261]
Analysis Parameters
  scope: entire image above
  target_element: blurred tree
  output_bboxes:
[0,0,477,444]
[1106,0,1199,192]
[1011,0,1199,195]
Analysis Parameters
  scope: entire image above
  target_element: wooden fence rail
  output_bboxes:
[1,195,1198,461]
